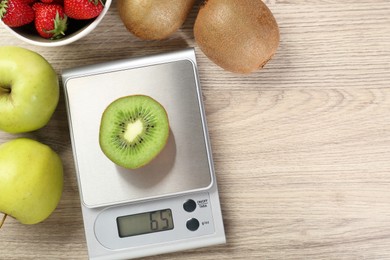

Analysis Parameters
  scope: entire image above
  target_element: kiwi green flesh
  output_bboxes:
[99,95,169,169]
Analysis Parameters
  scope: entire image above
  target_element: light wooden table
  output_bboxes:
[1,1,390,259]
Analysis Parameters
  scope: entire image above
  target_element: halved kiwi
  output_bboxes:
[99,95,169,169]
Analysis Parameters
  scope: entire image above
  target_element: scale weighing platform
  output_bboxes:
[62,48,226,260]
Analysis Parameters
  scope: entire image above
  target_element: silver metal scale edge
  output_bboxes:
[61,48,226,260]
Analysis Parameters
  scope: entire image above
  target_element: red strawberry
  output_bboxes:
[33,2,67,39]
[0,0,35,27]
[40,0,63,4]
[24,0,37,4]
[64,0,103,20]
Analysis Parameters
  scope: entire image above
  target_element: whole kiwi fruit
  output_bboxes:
[99,95,170,169]
[117,0,196,40]
[194,0,280,74]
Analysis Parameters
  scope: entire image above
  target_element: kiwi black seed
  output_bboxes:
[99,95,169,169]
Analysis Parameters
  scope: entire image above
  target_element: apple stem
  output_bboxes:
[0,214,7,229]
[0,86,11,94]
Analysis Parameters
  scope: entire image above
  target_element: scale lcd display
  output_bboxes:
[117,209,174,238]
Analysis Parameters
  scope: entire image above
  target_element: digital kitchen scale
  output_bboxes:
[62,48,226,260]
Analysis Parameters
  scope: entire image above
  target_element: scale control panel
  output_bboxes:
[94,192,215,250]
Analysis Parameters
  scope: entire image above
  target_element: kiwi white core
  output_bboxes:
[124,119,143,142]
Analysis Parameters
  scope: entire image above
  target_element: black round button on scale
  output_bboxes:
[186,218,200,231]
[183,199,197,212]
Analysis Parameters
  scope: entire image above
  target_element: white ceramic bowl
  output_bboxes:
[1,0,112,47]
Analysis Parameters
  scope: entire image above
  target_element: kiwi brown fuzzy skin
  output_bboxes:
[99,95,170,170]
[117,0,196,40]
[194,0,280,74]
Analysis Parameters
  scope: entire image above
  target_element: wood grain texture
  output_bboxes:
[1,0,390,259]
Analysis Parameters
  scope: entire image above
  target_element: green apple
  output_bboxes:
[0,138,63,225]
[0,46,59,133]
